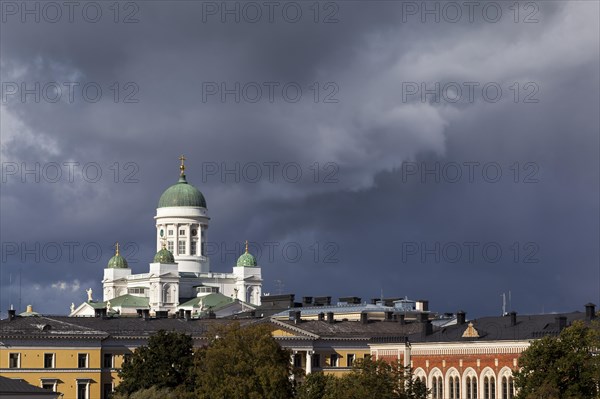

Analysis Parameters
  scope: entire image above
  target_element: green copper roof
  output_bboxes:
[154,248,175,263]
[107,254,129,269]
[107,294,149,308]
[158,174,207,208]
[236,252,257,267]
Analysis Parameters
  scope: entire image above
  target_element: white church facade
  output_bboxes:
[71,157,262,317]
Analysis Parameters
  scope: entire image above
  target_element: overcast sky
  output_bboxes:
[1,0,598,318]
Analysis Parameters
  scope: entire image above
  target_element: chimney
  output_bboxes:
[302,296,313,306]
[178,309,185,319]
[509,311,517,326]
[371,298,379,305]
[8,309,16,321]
[398,314,406,325]
[385,311,393,321]
[555,316,567,331]
[208,310,216,319]
[26,304,33,313]
[586,303,596,320]
[293,311,302,324]
[136,309,143,318]
[418,313,432,335]
[457,311,466,325]
[326,312,334,323]
[155,311,168,319]
[143,309,150,320]
[318,312,325,321]
[416,300,429,312]
[185,310,192,320]
[360,313,368,324]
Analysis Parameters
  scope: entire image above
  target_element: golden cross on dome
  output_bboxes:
[115,242,120,256]
[245,240,249,254]
[179,155,186,175]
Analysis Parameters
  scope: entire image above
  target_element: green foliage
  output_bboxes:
[111,386,185,399]
[296,358,428,399]
[514,320,600,399]
[115,330,194,395]
[191,322,295,399]
[295,372,337,399]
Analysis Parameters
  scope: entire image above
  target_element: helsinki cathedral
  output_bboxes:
[71,157,263,317]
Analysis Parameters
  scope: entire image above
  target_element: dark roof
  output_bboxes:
[0,376,60,396]
[272,311,592,343]
[0,310,592,343]
[274,319,423,340]
[0,315,258,340]
[418,311,589,342]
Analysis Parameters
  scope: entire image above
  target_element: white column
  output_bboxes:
[306,351,313,375]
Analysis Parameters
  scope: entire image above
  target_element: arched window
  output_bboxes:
[467,376,472,399]
[490,376,496,399]
[485,377,490,399]
[502,375,515,399]
[432,376,438,399]
[450,377,454,399]
[454,376,460,399]
[473,378,478,399]
[438,377,443,399]
[163,284,173,303]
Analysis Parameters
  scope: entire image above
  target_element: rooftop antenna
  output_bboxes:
[501,292,507,316]
[508,290,512,312]
[18,266,22,313]
[274,279,284,295]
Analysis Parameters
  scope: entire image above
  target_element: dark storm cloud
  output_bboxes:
[0,1,598,317]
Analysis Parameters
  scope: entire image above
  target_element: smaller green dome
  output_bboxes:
[236,241,257,267]
[108,254,128,269]
[108,243,129,268]
[154,247,175,263]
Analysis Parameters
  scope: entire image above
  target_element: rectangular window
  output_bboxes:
[42,383,56,392]
[293,354,302,368]
[43,353,54,368]
[167,241,174,252]
[178,240,186,255]
[77,382,89,399]
[330,354,338,367]
[347,354,355,367]
[103,383,114,399]
[179,229,185,235]
[312,353,320,368]
[168,229,174,236]
[9,353,20,368]
[191,241,197,255]
[103,353,113,368]
[78,353,88,368]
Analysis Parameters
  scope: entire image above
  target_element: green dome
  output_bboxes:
[154,248,175,263]
[236,252,257,267]
[158,175,207,208]
[108,254,129,269]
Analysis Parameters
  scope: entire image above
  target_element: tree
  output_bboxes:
[514,320,600,399]
[296,358,428,399]
[295,372,337,399]
[191,322,295,399]
[115,330,194,396]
